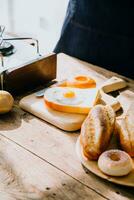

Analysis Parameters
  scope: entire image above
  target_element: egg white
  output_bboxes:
[54,89,83,105]
[44,87,98,107]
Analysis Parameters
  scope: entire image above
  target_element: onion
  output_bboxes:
[0,90,14,114]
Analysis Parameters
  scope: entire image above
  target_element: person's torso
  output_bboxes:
[73,0,134,37]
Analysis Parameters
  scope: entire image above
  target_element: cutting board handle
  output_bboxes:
[97,77,127,112]
[100,76,127,93]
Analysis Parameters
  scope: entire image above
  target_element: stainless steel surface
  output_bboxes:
[2,53,56,94]
[3,37,40,56]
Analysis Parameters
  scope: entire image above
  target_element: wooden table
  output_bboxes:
[0,53,134,200]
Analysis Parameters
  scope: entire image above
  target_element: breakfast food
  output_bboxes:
[80,105,115,160]
[44,87,99,114]
[116,103,134,157]
[98,149,133,176]
[60,75,96,88]
[0,90,14,114]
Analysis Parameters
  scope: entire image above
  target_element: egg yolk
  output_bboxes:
[75,75,88,82]
[63,90,75,98]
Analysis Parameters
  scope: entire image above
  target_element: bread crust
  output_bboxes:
[80,105,115,160]
[116,103,134,157]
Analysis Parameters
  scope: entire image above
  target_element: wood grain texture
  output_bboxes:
[0,135,106,200]
[0,53,134,200]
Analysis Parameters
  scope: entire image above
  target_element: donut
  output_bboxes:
[98,150,133,176]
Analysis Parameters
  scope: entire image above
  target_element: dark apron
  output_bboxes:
[54,0,134,78]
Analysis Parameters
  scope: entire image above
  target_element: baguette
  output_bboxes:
[80,105,115,160]
[116,103,134,157]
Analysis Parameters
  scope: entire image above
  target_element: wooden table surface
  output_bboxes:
[0,53,134,200]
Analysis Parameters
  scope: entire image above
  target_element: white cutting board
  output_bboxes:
[19,77,126,131]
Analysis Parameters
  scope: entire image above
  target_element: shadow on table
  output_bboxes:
[0,105,34,131]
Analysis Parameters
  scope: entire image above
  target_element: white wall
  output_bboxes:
[0,0,69,54]
[0,0,10,27]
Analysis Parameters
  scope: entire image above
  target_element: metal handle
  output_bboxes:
[3,37,41,56]
[0,25,5,46]
[0,53,4,90]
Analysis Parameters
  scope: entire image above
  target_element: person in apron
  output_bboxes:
[54,0,134,79]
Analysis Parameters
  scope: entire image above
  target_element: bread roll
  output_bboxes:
[80,105,115,160]
[116,103,134,157]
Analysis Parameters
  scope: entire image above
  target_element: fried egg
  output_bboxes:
[44,87,99,114]
[54,89,83,105]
